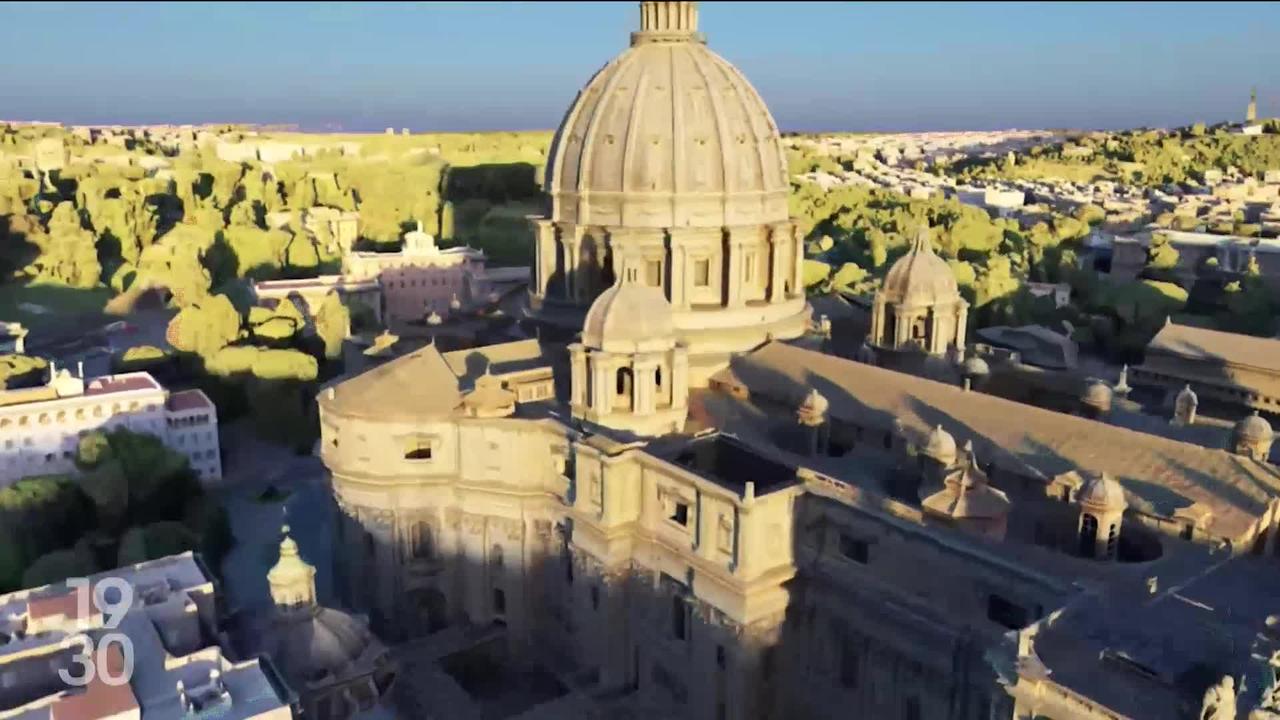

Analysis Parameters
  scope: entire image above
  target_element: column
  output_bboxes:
[672,346,690,410]
[669,234,689,309]
[592,356,614,415]
[534,220,556,297]
[569,344,587,407]
[634,356,659,415]
[566,229,583,302]
[768,229,784,303]
[870,299,885,347]
[725,230,745,307]
[792,225,804,297]
[955,304,968,349]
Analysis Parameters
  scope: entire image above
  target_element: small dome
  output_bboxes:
[962,355,990,377]
[449,293,462,311]
[463,372,517,418]
[259,606,385,689]
[582,267,675,353]
[922,424,957,464]
[426,311,443,326]
[880,226,961,308]
[1234,411,1273,442]
[1077,472,1127,511]
[1081,378,1113,410]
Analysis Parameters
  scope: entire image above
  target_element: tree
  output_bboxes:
[439,200,456,241]
[117,522,199,566]
[21,547,99,588]
[166,294,242,358]
[314,291,351,360]
[0,354,48,389]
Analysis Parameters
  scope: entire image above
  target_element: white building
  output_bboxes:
[341,223,491,326]
[0,366,222,486]
[0,552,295,719]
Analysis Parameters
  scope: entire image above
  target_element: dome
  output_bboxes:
[545,2,789,229]
[259,606,386,689]
[1234,411,1273,442]
[922,424,958,464]
[1081,378,1113,411]
[582,266,676,353]
[880,226,961,308]
[1077,472,1127,511]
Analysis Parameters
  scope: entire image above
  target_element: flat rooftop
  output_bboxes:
[661,433,799,498]
[166,388,214,413]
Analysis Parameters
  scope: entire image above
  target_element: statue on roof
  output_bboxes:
[1200,675,1236,720]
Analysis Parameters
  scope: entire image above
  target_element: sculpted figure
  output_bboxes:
[1201,676,1236,720]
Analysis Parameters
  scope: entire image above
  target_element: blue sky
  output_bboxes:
[1,1,1277,133]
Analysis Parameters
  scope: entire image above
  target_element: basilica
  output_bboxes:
[317,4,1280,719]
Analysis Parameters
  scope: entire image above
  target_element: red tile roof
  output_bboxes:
[84,374,160,397]
[166,389,213,413]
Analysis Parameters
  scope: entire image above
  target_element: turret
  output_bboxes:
[1232,411,1274,462]
[1076,472,1127,561]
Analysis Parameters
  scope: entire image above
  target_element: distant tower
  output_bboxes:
[1247,87,1259,124]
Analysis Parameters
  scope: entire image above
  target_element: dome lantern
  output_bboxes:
[633,2,704,45]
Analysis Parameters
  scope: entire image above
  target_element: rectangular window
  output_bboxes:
[493,588,506,615]
[669,501,689,526]
[591,585,600,611]
[694,259,711,287]
[987,594,1029,630]
[838,534,869,564]
[716,644,726,669]
[646,259,662,287]
[403,436,433,461]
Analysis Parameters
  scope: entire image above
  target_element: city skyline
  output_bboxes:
[0,1,1277,133]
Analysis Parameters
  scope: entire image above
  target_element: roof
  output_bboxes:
[1146,321,1280,375]
[713,341,1280,541]
[166,389,213,413]
[441,338,549,386]
[323,343,461,420]
[84,372,161,396]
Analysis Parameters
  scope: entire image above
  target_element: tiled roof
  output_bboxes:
[1147,321,1280,375]
[714,342,1280,541]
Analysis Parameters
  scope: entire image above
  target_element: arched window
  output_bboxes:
[1079,514,1098,558]
[616,367,633,398]
[911,317,926,340]
[655,366,663,389]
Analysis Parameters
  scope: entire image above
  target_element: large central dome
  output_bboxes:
[528,1,809,387]
[545,2,789,228]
